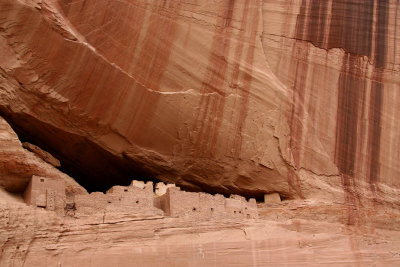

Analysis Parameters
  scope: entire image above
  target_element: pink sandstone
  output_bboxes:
[22,142,61,167]
[0,116,84,194]
[0,0,400,266]
[0,0,398,202]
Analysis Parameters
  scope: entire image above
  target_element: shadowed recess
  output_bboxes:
[0,112,160,193]
[0,111,277,200]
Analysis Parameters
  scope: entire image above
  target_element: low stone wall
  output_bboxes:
[74,181,160,216]
[24,177,259,220]
[225,195,258,219]
[159,187,258,219]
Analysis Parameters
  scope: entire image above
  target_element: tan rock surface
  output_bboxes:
[261,0,400,192]
[0,0,302,197]
[0,107,398,266]
[1,194,400,266]
[0,116,85,194]
[22,142,61,167]
[0,0,398,203]
[0,0,400,266]
[0,115,398,265]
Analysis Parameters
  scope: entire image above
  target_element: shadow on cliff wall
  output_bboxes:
[0,111,160,193]
[0,111,276,201]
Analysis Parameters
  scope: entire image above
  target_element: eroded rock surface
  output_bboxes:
[1,192,400,266]
[0,0,307,198]
[22,142,61,167]
[0,0,399,202]
[0,116,84,194]
[1,0,400,265]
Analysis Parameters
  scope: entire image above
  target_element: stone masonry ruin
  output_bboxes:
[74,180,164,218]
[24,176,66,215]
[23,176,259,220]
[157,187,258,219]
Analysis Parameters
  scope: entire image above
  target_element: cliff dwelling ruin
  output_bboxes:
[2,0,400,264]
[23,175,261,221]
[0,112,281,201]
[0,111,159,194]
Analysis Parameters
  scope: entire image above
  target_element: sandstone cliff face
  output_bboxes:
[263,0,400,186]
[1,198,400,267]
[1,1,400,266]
[1,0,292,196]
[261,0,400,220]
[0,116,84,194]
[0,0,399,207]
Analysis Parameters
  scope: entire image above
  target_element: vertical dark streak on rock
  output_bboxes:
[292,0,391,221]
[394,1,399,65]
[296,1,328,48]
[368,82,383,184]
[126,1,182,142]
[192,0,235,157]
[286,44,308,198]
[355,1,373,57]
[343,0,373,56]
[342,0,354,54]
[307,1,321,46]
[295,0,387,185]
[317,2,327,46]
[297,1,375,58]
[327,0,344,49]
[368,0,388,184]
[375,0,388,69]
[335,55,369,227]
[335,55,366,226]
[295,1,307,39]
[290,58,308,168]
[229,1,250,158]
[290,0,316,198]
[231,1,259,159]
[335,56,361,179]
[224,0,235,28]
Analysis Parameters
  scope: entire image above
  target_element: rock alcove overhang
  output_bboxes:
[0,111,275,201]
[0,111,162,193]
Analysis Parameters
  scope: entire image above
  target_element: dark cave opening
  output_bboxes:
[0,111,161,193]
[0,110,284,201]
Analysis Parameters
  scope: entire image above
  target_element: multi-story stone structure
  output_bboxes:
[23,176,259,220]
[23,175,66,215]
[74,181,162,216]
[158,187,258,219]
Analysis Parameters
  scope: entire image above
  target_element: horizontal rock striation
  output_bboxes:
[1,193,400,266]
[262,0,400,203]
[0,0,292,198]
[0,116,84,194]
[0,0,399,204]
[1,0,400,264]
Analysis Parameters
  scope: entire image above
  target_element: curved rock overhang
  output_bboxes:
[0,111,158,193]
